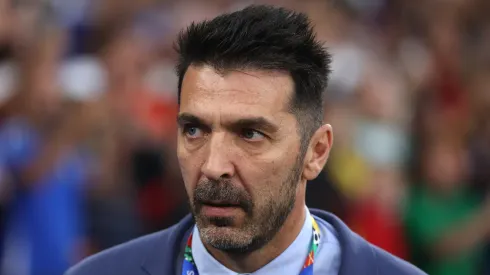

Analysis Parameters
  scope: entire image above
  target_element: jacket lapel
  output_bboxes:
[141,215,194,275]
[310,209,376,275]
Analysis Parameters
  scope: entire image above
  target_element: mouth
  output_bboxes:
[203,201,240,207]
[200,201,242,217]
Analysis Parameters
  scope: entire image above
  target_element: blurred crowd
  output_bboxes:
[0,0,489,274]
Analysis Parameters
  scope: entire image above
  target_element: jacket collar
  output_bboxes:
[140,209,376,275]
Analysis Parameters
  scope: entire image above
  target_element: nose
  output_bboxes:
[201,133,235,180]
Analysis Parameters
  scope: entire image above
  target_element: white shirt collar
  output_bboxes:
[192,207,313,275]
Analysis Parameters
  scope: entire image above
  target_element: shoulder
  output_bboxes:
[66,215,194,275]
[65,231,164,275]
[370,244,427,275]
[310,208,427,275]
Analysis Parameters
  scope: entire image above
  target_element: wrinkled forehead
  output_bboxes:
[180,65,294,118]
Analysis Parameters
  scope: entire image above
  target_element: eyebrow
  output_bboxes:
[177,113,208,128]
[232,117,279,134]
[176,113,279,133]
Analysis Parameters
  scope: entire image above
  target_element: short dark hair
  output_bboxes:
[175,5,331,146]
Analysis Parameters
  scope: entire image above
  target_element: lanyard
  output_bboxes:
[182,216,321,275]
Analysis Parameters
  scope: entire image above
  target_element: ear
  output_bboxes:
[302,124,333,181]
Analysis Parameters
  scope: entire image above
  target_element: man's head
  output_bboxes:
[175,5,333,253]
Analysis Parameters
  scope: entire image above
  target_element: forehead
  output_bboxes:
[180,65,294,118]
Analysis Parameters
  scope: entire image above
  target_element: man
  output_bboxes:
[66,5,426,275]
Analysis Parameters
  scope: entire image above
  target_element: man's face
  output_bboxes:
[177,65,305,252]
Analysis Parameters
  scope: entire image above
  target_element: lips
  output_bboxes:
[202,201,241,208]
[200,203,242,217]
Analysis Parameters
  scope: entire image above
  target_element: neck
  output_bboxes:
[205,197,307,273]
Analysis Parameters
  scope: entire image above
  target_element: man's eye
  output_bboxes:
[241,129,265,141]
[183,126,203,139]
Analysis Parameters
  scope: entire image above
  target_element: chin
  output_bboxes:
[200,226,254,253]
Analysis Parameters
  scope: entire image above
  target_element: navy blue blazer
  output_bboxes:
[66,209,427,275]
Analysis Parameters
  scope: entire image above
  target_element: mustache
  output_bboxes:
[193,179,253,214]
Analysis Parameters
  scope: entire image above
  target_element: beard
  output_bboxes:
[189,156,304,254]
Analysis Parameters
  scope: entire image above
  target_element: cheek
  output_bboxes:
[177,148,200,195]
[242,155,292,201]
[253,144,299,178]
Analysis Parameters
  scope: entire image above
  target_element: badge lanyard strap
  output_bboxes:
[182,217,321,275]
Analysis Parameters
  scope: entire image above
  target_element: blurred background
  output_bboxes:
[0,0,489,274]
